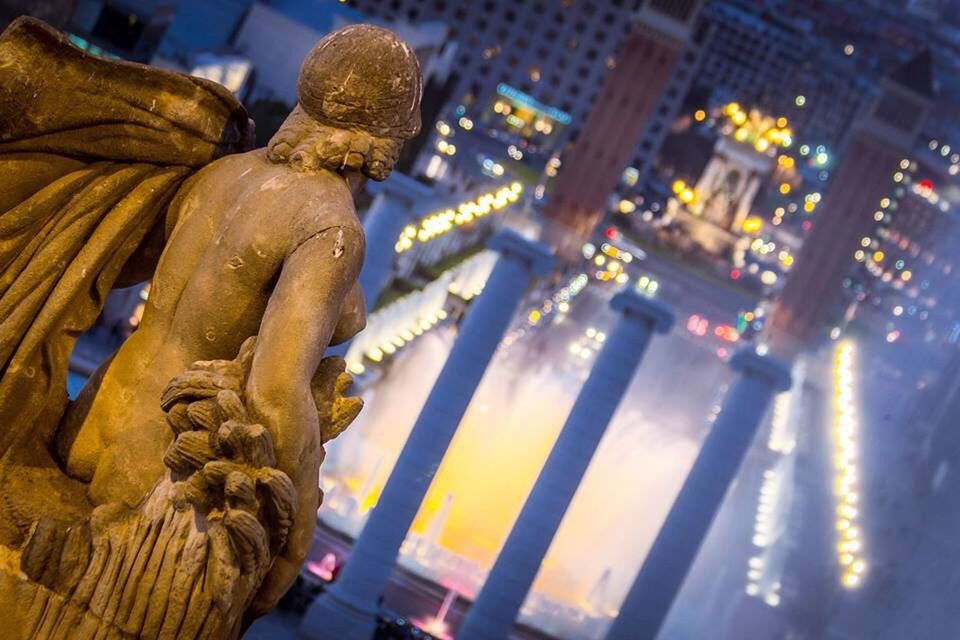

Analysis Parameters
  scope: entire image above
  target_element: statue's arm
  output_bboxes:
[244,223,364,616]
[331,281,366,345]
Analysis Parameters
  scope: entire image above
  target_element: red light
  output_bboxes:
[687,314,709,336]
[919,178,934,191]
[802,220,813,231]
[730,268,741,280]
[605,226,617,240]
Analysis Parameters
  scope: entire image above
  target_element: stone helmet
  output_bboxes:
[297,24,422,141]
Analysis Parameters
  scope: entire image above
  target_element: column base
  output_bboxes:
[298,585,379,640]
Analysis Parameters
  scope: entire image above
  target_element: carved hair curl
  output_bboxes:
[266,105,402,181]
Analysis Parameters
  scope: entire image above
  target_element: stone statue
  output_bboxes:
[0,17,421,639]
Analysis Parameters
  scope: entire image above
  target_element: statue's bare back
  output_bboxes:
[62,149,365,505]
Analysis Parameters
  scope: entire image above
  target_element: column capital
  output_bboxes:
[611,289,674,333]
[488,228,554,275]
[367,171,435,206]
[730,348,792,392]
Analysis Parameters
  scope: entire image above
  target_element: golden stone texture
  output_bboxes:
[0,17,421,639]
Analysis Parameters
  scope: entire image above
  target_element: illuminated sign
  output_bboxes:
[496,83,572,125]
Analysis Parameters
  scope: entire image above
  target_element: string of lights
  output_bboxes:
[832,340,868,589]
[394,183,523,253]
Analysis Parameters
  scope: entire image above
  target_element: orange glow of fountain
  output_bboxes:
[413,587,457,640]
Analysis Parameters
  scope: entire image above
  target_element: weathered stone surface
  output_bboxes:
[0,16,421,638]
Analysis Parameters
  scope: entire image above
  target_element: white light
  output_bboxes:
[425,154,444,179]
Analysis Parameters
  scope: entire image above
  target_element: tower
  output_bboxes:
[767,51,935,353]
[541,0,703,261]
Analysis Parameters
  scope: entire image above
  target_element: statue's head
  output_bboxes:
[267,25,422,181]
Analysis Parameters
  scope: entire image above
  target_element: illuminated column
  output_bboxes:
[605,348,791,640]
[301,229,553,640]
[360,172,433,310]
[459,289,674,640]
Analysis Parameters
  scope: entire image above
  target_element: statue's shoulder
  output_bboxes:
[286,169,362,238]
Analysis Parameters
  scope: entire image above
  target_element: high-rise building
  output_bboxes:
[343,0,641,150]
[697,0,808,109]
[541,0,704,260]
[696,0,869,153]
[767,51,935,353]
[1,0,78,30]
[849,147,960,357]
[66,0,253,61]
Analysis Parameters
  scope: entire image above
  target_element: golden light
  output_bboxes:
[776,116,788,128]
[395,183,522,253]
[672,179,686,194]
[679,188,697,204]
[832,340,868,589]
[873,251,885,262]
[779,183,791,195]
[694,109,706,122]
[741,216,764,234]
[619,199,637,214]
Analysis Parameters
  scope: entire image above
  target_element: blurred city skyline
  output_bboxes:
[8,0,960,638]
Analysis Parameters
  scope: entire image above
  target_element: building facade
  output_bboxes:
[767,52,935,352]
[541,0,704,260]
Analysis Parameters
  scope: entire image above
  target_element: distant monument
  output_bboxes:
[0,17,421,639]
[666,104,787,256]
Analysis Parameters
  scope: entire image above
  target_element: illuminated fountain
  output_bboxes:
[413,588,458,640]
[315,273,731,638]
[459,289,674,640]
[606,347,791,640]
[303,229,553,640]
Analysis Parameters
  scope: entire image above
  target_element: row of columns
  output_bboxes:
[304,178,793,640]
[458,290,674,640]
[605,349,791,640]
